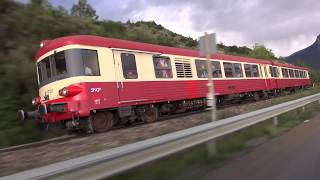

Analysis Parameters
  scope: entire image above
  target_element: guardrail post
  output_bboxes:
[302,106,305,112]
[273,116,278,126]
[206,139,217,156]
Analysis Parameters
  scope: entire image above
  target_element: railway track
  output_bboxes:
[0,90,309,154]
[0,88,319,177]
[0,135,76,153]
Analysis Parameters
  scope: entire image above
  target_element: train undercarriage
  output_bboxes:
[62,85,308,134]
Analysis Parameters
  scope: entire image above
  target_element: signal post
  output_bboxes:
[199,32,218,156]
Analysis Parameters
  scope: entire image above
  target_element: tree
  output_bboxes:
[294,60,320,84]
[248,43,276,59]
[71,0,98,20]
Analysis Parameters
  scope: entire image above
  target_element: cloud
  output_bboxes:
[49,0,320,56]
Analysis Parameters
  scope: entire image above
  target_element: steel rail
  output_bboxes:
[3,93,320,180]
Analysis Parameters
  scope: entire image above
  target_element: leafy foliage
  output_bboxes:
[71,0,98,20]
[248,44,276,59]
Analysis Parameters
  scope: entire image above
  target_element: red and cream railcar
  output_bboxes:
[18,35,310,132]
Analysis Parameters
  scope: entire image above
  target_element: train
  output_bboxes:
[17,35,311,133]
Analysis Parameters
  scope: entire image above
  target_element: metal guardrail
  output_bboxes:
[3,93,320,180]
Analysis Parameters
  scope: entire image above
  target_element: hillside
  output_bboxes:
[0,0,298,147]
[286,35,320,69]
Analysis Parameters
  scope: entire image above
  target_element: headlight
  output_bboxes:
[31,96,41,106]
[59,87,68,97]
[59,85,82,97]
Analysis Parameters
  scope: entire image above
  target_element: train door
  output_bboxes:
[268,66,277,89]
[112,50,146,105]
[274,67,280,89]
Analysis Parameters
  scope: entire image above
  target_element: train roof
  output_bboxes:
[36,35,308,70]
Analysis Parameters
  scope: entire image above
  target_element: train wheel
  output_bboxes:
[141,105,159,123]
[91,111,114,133]
[253,93,260,101]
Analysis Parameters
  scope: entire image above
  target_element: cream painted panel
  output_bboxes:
[135,53,156,81]
[99,48,117,82]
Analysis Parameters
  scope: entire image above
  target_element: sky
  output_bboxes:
[39,0,320,57]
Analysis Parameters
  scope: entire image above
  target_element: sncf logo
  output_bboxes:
[90,88,102,93]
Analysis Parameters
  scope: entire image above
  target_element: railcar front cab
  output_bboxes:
[18,46,100,132]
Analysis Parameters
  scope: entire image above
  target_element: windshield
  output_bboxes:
[37,49,100,87]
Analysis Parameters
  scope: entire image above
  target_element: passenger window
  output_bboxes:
[233,63,243,77]
[212,61,222,78]
[195,60,207,78]
[121,53,138,79]
[82,49,100,76]
[244,64,252,77]
[153,56,172,78]
[269,66,279,77]
[244,64,259,77]
[252,65,259,77]
[195,60,222,78]
[54,51,67,76]
[223,62,233,78]
[273,67,279,77]
[294,70,299,78]
[223,62,243,78]
[289,69,294,78]
[281,68,289,78]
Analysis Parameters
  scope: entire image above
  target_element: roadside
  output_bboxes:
[202,111,320,180]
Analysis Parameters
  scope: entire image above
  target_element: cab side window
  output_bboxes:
[82,49,100,76]
[121,53,138,79]
[53,51,67,77]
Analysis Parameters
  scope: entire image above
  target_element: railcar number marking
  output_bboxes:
[91,88,102,93]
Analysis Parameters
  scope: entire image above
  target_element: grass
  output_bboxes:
[107,101,320,180]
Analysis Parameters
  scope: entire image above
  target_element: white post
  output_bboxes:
[204,32,217,122]
[203,32,217,156]
[302,106,305,112]
[273,116,278,126]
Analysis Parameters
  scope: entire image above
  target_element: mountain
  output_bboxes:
[286,35,320,69]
